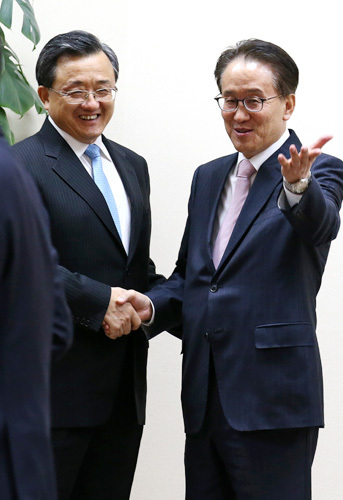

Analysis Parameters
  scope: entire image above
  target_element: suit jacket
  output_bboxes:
[12,118,164,428]
[0,129,72,500]
[147,130,343,435]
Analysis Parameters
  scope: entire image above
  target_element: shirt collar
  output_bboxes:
[48,116,111,161]
[237,129,290,172]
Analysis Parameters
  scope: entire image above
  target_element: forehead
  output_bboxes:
[53,51,116,87]
[220,58,276,95]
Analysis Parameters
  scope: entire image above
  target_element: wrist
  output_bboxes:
[142,301,154,325]
[283,173,312,194]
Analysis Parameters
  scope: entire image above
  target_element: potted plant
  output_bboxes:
[0,0,44,144]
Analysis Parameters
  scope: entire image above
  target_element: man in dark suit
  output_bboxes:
[12,30,164,500]
[0,127,72,500]
[118,39,343,499]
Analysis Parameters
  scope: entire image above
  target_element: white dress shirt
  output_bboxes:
[49,117,131,253]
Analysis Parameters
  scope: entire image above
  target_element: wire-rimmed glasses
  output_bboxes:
[214,95,280,113]
[48,87,118,104]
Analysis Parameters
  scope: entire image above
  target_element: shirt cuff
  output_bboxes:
[141,298,155,326]
[278,184,303,209]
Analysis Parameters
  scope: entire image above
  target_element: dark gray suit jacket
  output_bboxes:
[13,118,164,428]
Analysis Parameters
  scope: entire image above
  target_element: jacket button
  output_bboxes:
[204,332,209,341]
[210,284,218,293]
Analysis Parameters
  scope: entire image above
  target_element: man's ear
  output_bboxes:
[38,86,50,111]
[283,94,296,122]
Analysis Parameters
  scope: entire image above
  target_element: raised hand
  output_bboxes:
[278,135,333,183]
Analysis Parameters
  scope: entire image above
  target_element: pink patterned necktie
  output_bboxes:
[213,159,256,268]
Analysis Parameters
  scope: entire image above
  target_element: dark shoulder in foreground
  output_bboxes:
[0,132,38,198]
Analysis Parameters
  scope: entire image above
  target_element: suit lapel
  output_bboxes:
[103,137,144,262]
[39,120,124,249]
[203,154,238,273]
[214,131,302,273]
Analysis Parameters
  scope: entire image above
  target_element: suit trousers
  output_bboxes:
[52,369,143,500]
[185,360,319,500]
[52,413,143,500]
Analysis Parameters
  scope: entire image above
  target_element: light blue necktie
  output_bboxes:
[85,144,122,238]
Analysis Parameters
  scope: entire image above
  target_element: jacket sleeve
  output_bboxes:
[57,264,111,332]
[281,153,343,246]
[51,258,73,361]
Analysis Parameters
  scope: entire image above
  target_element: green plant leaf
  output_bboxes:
[0,44,36,114]
[0,0,14,29]
[1,30,22,66]
[1,42,45,114]
[0,0,40,47]
[0,44,6,77]
[0,0,42,141]
[15,0,40,47]
[0,106,15,144]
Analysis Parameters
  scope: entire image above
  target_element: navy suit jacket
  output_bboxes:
[147,130,343,435]
[0,130,72,500]
[12,118,164,428]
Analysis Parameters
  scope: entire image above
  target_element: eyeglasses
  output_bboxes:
[214,95,280,113]
[48,87,118,104]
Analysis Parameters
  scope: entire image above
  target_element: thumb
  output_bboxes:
[116,290,135,305]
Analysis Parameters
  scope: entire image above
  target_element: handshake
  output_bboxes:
[102,287,152,339]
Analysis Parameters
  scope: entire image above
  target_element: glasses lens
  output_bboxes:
[244,98,263,112]
[220,97,237,111]
[65,91,86,104]
[95,89,115,102]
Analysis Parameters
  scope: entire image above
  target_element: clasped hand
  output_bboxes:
[102,287,152,339]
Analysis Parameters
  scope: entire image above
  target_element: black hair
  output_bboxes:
[214,39,298,96]
[36,30,119,87]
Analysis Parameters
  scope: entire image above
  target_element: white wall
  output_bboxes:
[5,0,343,498]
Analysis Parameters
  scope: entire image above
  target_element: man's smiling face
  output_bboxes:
[219,57,294,158]
[39,51,116,144]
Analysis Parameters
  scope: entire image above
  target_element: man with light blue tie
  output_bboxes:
[118,39,343,499]
[12,30,164,500]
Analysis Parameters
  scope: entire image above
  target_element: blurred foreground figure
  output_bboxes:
[0,127,72,500]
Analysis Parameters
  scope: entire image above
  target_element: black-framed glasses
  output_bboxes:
[214,94,281,113]
[48,87,118,104]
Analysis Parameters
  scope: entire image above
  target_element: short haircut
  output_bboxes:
[36,30,119,88]
[214,39,299,96]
